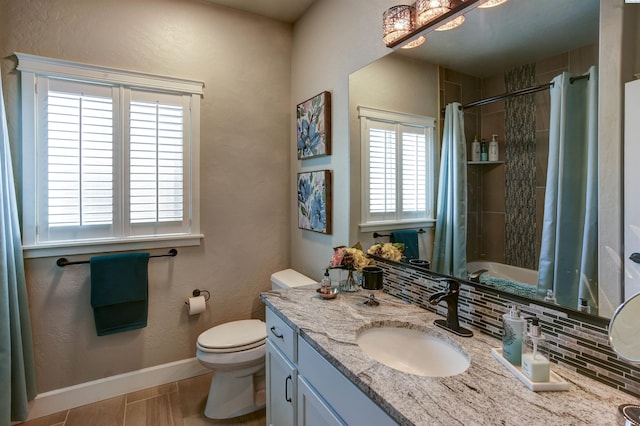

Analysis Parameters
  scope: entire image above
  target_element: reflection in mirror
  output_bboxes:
[609,292,640,363]
[350,0,605,317]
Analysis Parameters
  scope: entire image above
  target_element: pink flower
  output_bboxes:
[330,247,346,267]
[329,245,372,271]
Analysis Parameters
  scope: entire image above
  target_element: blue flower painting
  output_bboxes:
[297,170,332,234]
[297,91,331,159]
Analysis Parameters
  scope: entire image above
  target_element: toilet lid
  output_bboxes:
[197,319,267,350]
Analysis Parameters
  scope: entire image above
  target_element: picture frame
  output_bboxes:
[297,170,332,234]
[297,91,331,159]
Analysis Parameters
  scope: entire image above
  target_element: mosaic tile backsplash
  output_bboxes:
[377,260,640,398]
[505,64,537,270]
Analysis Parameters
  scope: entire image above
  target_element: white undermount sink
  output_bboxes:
[356,325,470,377]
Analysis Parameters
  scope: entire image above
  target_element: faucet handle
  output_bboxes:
[435,277,459,292]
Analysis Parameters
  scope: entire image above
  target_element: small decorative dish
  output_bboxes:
[316,287,338,300]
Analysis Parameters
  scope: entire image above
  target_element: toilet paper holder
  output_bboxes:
[185,289,210,305]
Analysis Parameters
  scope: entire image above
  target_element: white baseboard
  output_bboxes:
[26,357,210,421]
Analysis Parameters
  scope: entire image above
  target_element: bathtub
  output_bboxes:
[466,261,538,299]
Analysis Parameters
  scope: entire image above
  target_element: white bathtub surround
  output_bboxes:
[261,287,636,425]
[467,260,538,285]
[466,260,538,299]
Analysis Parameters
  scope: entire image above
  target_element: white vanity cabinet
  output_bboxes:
[297,376,345,426]
[265,306,398,426]
[297,338,397,426]
[266,308,298,426]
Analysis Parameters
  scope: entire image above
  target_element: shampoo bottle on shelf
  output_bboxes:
[502,305,526,366]
[480,138,488,161]
[489,134,499,161]
[471,136,481,162]
[521,317,550,382]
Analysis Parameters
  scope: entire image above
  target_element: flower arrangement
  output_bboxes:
[367,242,404,262]
[329,243,371,272]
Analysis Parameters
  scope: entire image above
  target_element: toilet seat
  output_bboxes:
[197,319,266,353]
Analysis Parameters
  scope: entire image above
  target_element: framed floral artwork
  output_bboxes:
[297,170,332,234]
[297,91,331,159]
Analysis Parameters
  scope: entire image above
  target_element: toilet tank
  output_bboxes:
[271,269,316,290]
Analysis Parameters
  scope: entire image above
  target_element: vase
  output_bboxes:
[340,269,360,292]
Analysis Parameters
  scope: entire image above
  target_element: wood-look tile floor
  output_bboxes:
[19,373,266,426]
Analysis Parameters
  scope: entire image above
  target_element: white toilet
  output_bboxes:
[196,268,316,419]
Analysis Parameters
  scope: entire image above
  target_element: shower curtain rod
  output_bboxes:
[445,74,590,112]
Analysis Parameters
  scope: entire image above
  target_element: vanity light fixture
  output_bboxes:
[416,0,451,26]
[401,35,426,49]
[435,14,465,31]
[382,5,415,46]
[382,5,425,49]
[383,0,507,49]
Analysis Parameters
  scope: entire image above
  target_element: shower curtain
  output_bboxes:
[0,73,37,423]
[537,66,598,312]
[432,102,467,278]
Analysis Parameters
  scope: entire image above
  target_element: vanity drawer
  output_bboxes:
[266,307,297,361]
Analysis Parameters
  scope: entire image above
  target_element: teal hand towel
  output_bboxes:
[90,252,150,336]
[391,230,419,260]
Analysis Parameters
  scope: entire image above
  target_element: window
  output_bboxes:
[358,106,437,230]
[16,52,203,257]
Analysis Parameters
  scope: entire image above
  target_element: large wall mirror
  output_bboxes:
[349,0,612,318]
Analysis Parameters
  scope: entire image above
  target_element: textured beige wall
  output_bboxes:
[290,0,395,281]
[349,53,439,259]
[1,0,292,392]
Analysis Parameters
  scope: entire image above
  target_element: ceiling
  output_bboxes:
[202,0,316,23]
[201,0,600,78]
[395,0,600,77]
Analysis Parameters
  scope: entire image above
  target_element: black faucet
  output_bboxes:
[468,268,488,283]
[428,279,473,337]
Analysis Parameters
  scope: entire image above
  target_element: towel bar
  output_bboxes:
[56,248,178,267]
[373,229,425,239]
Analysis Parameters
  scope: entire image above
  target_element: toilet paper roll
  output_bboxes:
[187,295,206,315]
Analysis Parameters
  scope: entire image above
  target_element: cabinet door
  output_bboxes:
[297,376,346,426]
[298,338,397,426]
[266,340,297,426]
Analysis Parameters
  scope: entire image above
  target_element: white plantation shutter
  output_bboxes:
[48,91,113,226]
[18,53,202,253]
[368,123,396,216]
[359,106,435,227]
[38,79,118,242]
[128,90,189,235]
[401,125,428,217]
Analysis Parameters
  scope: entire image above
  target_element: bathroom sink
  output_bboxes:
[356,326,470,377]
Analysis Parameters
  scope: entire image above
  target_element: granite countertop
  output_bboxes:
[260,286,638,426]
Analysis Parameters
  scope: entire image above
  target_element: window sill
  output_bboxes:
[23,234,204,259]
[358,220,435,233]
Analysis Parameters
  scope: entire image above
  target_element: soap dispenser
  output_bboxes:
[471,136,481,162]
[480,138,488,161]
[502,305,526,366]
[489,134,499,161]
[521,317,550,382]
[319,269,331,294]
